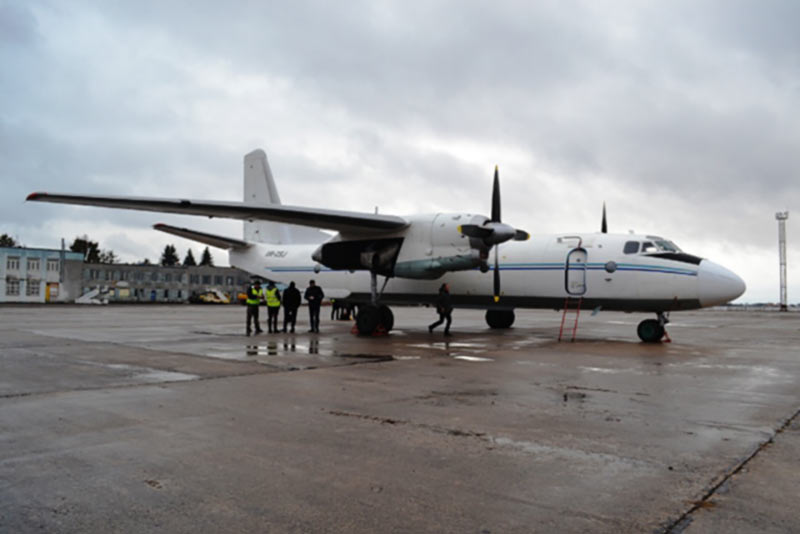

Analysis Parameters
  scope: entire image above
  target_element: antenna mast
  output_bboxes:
[776,211,789,311]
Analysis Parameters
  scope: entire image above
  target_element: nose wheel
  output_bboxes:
[637,312,669,343]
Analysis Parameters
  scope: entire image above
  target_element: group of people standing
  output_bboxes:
[245,279,455,337]
[245,279,325,336]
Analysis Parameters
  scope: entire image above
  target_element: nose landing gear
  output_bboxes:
[637,311,669,343]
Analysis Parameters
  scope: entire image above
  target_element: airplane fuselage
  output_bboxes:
[230,227,745,313]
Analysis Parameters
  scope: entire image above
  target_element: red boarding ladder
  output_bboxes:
[558,296,583,342]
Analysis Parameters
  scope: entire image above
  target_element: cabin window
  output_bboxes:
[623,241,639,254]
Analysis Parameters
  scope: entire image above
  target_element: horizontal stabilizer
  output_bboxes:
[153,223,250,250]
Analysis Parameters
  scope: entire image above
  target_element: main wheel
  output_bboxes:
[378,305,394,332]
[637,319,665,343]
[485,309,515,329]
[356,304,380,335]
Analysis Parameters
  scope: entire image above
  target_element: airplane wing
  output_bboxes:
[26,192,408,235]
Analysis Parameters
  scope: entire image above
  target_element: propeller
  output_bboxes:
[601,202,608,233]
[458,166,529,302]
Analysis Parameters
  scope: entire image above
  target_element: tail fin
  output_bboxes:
[243,149,329,244]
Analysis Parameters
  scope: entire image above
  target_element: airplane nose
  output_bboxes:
[697,260,746,307]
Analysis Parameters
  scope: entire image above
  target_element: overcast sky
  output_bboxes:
[2,0,798,303]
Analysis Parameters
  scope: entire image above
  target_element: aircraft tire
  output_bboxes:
[637,319,664,343]
[378,305,394,332]
[356,304,380,335]
[486,309,515,329]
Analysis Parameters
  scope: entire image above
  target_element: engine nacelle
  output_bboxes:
[392,213,487,279]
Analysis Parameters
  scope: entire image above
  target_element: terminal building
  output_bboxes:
[1,246,85,303]
[1,246,251,304]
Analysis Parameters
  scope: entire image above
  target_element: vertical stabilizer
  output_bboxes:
[243,149,329,244]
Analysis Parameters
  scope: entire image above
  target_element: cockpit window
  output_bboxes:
[641,241,658,253]
[623,241,639,254]
[655,240,681,252]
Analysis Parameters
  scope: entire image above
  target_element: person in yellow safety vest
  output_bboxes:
[265,281,282,333]
[245,280,264,336]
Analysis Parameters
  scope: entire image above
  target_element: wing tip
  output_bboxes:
[26,192,47,201]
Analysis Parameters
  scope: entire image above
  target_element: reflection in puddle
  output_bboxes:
[453,355,494,362]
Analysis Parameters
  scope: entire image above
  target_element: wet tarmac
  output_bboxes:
[1,304,798,533]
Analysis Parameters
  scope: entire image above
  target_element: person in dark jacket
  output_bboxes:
[304,280,325,333]
[282,281,302,333]
[428,283,453,336]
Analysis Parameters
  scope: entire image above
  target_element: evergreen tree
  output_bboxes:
[160,244,180,266]
[0,233,17,247]
[70,236,101,263]
[98,250,118,264]
[199,246,214,266]
[183,249,197,266]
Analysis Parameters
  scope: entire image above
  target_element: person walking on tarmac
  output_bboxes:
[282,281,301,333]
[245,279,264,336]
[428,283,453,336]
[304,280,324,333]
[265,281,282,333]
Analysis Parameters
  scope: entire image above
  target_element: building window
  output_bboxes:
[7,257,20,270]
[164,289,169,299]
[164,273,172,282]
[90,269,100,280]
[6,279,20,295]
[177,289,182,299]
[104,270,111,280]
[176,273,184,283]
[190,274,200,284]
[226,276,234,286]
[134,271,144,281]
[27,258,41,271]
[121,270,130,281]
[151,272,159,282]
[47,259,59,271]
[214,275,223,285]
[26,281,40,296]
[202,275,211,284]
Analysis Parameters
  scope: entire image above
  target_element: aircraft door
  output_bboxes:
[565,247,588,295]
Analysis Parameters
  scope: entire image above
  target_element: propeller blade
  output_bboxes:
[491,166,501,223]
[493,246,500,302]
[458,224,493,239]
[601,202,607,234]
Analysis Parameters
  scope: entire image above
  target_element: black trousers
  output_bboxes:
[267,306,280,332]
[283,306,298,332]
[309,303,321,332]
[246,305,261,333]
[429,311,452,333]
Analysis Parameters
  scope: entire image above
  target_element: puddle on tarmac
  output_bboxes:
[80,362,199,383]
[205,340,392,367]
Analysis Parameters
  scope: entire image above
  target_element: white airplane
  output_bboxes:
[27,149,746,342]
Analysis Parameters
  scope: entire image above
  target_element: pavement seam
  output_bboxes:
[663,405,800,534]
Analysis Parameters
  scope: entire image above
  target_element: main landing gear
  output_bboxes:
[637,312,669,343]
[354,272,394,336]
[485,309,515,329]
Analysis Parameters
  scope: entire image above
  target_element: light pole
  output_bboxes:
[776,211,789,311]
